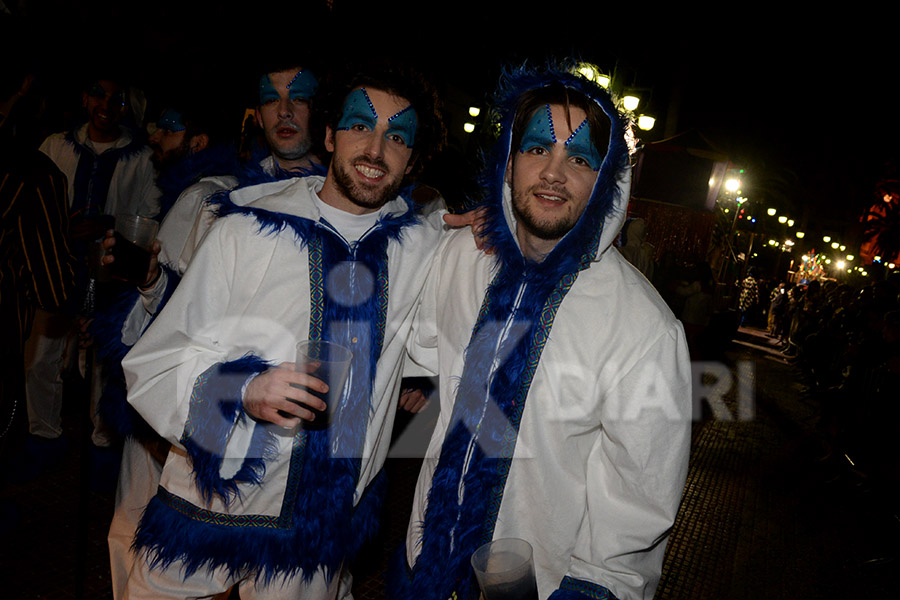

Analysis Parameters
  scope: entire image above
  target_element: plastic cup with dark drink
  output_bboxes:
[471,538,539,600]
[294,340,352,430]
[110,214,158,285]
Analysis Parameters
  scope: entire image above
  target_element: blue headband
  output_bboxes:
[156,108,186,132]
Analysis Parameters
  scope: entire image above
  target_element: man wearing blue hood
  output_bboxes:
[392,65,692,600]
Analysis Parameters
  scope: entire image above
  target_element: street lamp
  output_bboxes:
[796,231,805,238]
[767,208,777,216]
[778,216,788,223]
[468,106,481,117]
[725,179,741,192]
[637,115,656,130]
[623,95,640,112]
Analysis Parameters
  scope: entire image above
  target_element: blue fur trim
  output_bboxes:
[395,63,624,600]
[237,155,327,186]
[549,576,620,600]
[156,143,241,220]
[91,265,181,441]
[181,354,274,505]
[478,62,631,273]
[63,125,147,161]
[209,180,419,251]
[134,468,387,583]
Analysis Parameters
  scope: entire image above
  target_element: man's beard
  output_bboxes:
[331,155,403,211]
[269,121,312,161]
[151,138,191,171]
[511,183,579,241]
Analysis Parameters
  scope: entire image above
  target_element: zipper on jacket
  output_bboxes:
[449,280,527,553]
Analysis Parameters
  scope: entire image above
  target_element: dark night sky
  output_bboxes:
[16,0,900,225]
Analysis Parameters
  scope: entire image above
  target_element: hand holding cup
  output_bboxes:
[242,362,329,428]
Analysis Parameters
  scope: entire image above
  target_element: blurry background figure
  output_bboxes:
[618,217,655,280]
[738,268,759,327]
[0,12,77,490]
[27,66,161,460]
[675,262,715,359]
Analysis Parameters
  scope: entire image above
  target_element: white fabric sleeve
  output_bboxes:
[403,232,446,378]
[563,321,692,600]
[122,220,235,448]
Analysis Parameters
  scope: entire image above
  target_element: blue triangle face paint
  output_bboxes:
[564,119,603,171]
[519,104,602,171]
[258,69,318,105]
[336,87,417,148]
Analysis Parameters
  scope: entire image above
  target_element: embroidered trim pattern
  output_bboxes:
[559,575,619,600]
[479,268,581,545]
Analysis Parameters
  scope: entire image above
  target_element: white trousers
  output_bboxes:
[109,437,164,600]
[24,309,69,439]
[24,308,114,446]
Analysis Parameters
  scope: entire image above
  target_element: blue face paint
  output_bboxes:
[156,109,186,132]
[387,106,417,148]
[258,75,279,105]
[336,87,378,131]
[87,81,125,108]
[258,69,318,106]
[287,69,318,101]
[519,104,603,171]
[519,104,557,153]
[337,87,417,148]
[564,119,604,171]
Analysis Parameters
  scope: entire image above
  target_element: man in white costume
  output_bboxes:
[24,74,161,458]
[391,65,692,600]
[120,64,445,599]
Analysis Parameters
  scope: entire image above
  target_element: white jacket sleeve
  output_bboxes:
[122,219,237,448]
[553,321,692,600]
[403,232,446,378]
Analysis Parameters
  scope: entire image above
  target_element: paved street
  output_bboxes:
[1,326,896,599]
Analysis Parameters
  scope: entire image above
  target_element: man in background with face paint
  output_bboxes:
[119,62,445,599]
[392,65,692,600]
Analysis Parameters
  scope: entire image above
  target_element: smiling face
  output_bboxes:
[82,80,126,142]
[318,86,416,215]
[507,102,603,260]
[255,68,317,170]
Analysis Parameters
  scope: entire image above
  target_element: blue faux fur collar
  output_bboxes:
[392,63,632,600]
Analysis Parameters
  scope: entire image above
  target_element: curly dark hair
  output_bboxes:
[316,58,445,174]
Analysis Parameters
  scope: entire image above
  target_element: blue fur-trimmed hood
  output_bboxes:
[479,63,633,275]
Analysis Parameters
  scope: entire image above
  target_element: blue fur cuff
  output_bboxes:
[181,354,275,504]
[549,576,619,600]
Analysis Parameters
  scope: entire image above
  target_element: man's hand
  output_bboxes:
[101,229,162,288]
[443,207,492,253]
[242,362,328,428]
[398,387,429,413]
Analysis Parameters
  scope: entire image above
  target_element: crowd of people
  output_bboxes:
[764,275,900,502]
[1,11,694,600]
